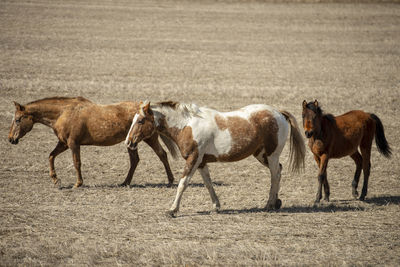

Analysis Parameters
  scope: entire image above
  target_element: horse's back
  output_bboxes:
[197,104,286,162]
[56,101,139,146]
[328,110,374,157]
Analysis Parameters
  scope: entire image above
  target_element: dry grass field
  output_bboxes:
[1,0,400,265]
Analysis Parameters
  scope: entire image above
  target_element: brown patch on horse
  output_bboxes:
[167,126,199,160]
[214,110,278,162]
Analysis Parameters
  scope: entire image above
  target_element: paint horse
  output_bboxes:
[302,100,392,203]
[8,97,175,188]
[126,101,305,216]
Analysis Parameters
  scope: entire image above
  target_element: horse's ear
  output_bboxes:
[13,101,25,111]
[139,101,151,116]
[142,101,150,114]
[314,99,319,108]
[302,100,307,109]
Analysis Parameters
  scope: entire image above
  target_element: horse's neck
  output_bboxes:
[26,103,65,127]
[155,109,191,145]
[316,115,334,141]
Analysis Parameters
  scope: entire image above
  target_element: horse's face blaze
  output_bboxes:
[127,113,155,149]
[8,104,34,144]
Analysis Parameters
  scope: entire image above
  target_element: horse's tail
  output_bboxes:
[370,113,392,158]
[160,134,180,159]
[280,110,306,173]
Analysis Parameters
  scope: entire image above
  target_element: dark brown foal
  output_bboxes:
[302,100,391,203]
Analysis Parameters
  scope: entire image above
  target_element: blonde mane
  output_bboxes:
[152,101,202,118]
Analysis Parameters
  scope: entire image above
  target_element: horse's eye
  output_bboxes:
[15,118,21,124]
[138,119,145,125]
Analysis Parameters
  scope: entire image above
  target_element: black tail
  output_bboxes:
[370,114,392,158]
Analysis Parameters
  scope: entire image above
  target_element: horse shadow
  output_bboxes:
[200,195,400,216]
[212,204,366,215]
[58,181,226,190]
[364,195,400,206]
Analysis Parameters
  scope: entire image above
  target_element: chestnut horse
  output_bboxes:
[302,100,392,203]
[8,97,175,188]
[126,101,305,217]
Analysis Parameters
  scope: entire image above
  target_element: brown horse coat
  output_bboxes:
[8,97,174,187]
[302,100,391,202]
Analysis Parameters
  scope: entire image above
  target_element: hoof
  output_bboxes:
[211,206,221,214]
[73,182,83,188]
[166,182,173,188]
[275,199,282,210]
[359,196,366,201]
[53,179,61,188]
[166,210,177,218]
[265,199,282,211]
[119,183,129,187]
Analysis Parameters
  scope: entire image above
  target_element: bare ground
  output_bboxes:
[0,0,399,266]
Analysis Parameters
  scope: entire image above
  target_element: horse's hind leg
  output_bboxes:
[360,143,372,201]
[350,152,363,199]
[49,141,68,186]
[145,135,174,186]
[266,155,282,210]
[198,164,220,212]
[120,148,139,186]
[254,149,282,210]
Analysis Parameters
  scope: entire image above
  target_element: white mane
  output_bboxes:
[151,101,202,118]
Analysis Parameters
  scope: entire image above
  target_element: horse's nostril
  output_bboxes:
[305,131,313,138]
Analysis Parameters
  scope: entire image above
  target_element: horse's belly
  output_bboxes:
[210,141,259,162]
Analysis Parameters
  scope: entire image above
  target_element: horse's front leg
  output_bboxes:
[144,134,174,186]
[120,148,139,186]
[49,141,68,186]
[69,141,83,188]
[315,154,329,203]
[167,152,200,217]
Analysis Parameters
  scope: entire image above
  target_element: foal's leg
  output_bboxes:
[68,141,83,188]
[144,135,174,186]
[120,148,139,186]
[316,154,329,203]
[49,141,68,185]
[198,164,220,212]
[168,153,200,217]
[360,146,372,201]
[350,152,363,199]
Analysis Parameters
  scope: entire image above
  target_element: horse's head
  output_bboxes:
[125,101,156,150]
[302,100,322,138]
[8,101,34,145]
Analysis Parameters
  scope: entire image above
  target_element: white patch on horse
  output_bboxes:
[153,103,202,130]
[125,113,139,146]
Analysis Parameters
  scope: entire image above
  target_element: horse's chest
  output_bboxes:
[310,139,325,156]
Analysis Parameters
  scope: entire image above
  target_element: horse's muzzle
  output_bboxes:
[305,131,313,138]
[9,137,19,145]
[126,140,138,150]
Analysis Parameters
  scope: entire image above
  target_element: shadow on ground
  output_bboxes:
[364,195,400,206]
[194,203,368,216]
[58,181,226,190]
